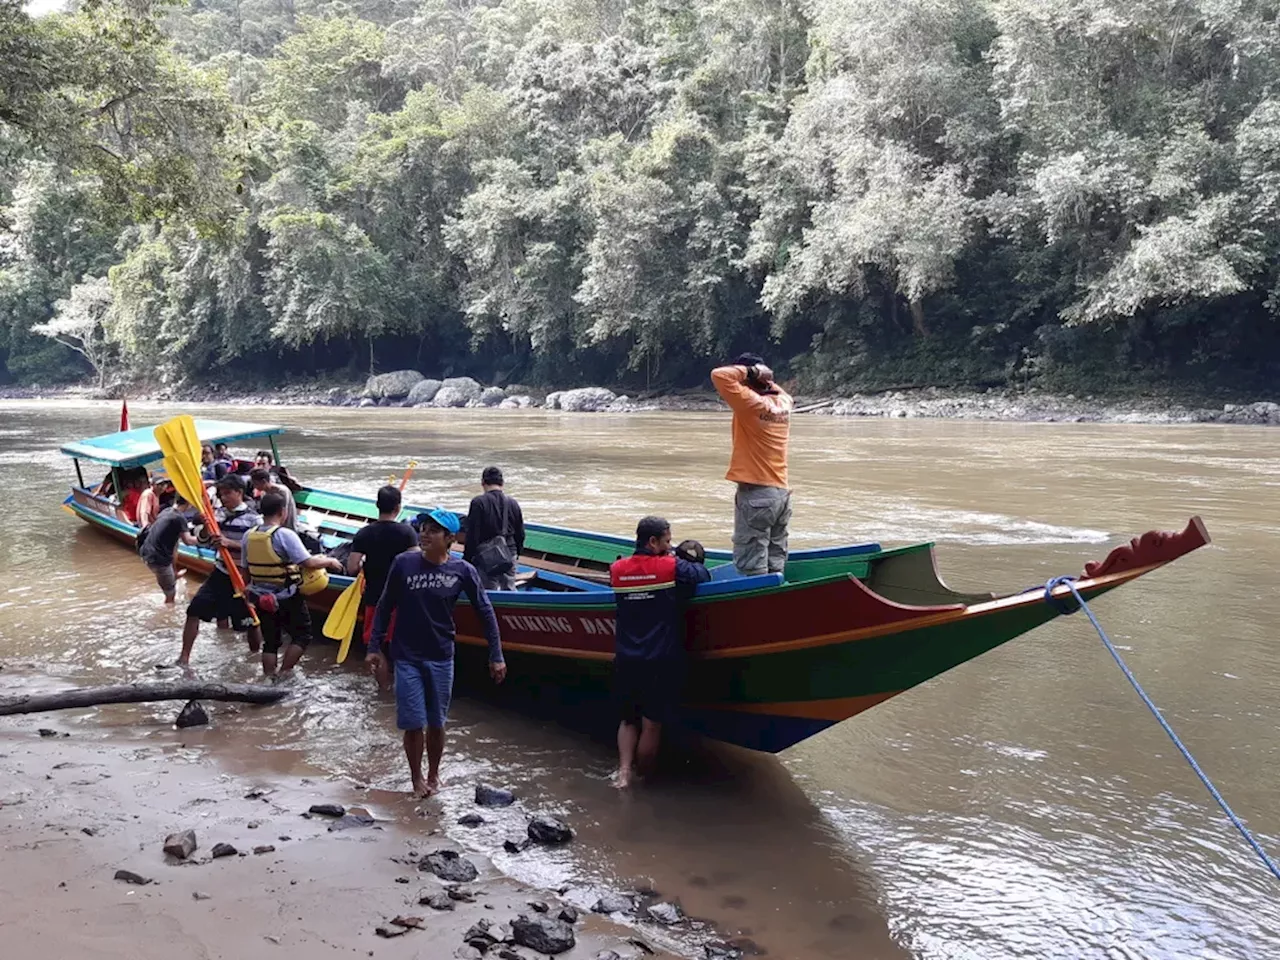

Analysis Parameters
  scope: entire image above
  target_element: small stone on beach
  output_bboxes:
[113,869,152,885]
[192,891,211,901]
[174,700,209,728]
[511,915,575,955]
[528,901,548,913]
[423,849,479,883]
[38,729,57,737]
[457,813,485,827]
[527,815,573,845]
[211,843,238,859]
[558,906,579,924]
[375,926,408,939]
[253,845,275,855]
[474,784,515,807]
[592,894,636,915]
[163,829,197,860]
[421,893,454,910]
[308,803,345,817]
[392,916,424,929]
[503,838,531,854]
[647,902,683,925]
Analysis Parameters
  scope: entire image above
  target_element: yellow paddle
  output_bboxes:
[328,459,418,661]
[154,415,259,627]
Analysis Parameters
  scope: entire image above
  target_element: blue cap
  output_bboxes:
[413,508,460,534]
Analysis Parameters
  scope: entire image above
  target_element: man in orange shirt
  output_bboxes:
[710,353,794,575]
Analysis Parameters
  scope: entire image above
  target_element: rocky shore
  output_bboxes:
[0,725,736,960]
[3,371,1279,426]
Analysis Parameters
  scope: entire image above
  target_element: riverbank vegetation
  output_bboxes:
[3,0,1280,396]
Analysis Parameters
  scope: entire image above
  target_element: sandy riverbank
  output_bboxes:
[0,724,691,960]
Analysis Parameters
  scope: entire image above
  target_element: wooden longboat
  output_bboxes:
[60,419,1211,752]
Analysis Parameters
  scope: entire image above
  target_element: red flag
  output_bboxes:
[120,398,130,432]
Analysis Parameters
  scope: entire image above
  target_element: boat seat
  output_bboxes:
[709,562,746,581]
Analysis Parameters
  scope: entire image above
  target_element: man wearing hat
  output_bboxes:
[711,353,795,575]
[366,508,506,798]
[137,469,173,528]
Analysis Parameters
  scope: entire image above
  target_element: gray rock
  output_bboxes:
[527,815,573,845]
[407,378,443,405]
[557,387,616,412]
[503,838,532,854]
[252,845,275,855]
[423,849,479,883]
[327,807,375,832]
[210,842,237,859]
[364,370,425,400]
[480,386,506,406]
[596,952,623,960]
[357,397,376,407]
[163,829,197,859]
[511,916,576,955]
[544,391,563,410]
[463,921,497,946]
[558,906,579,924]
[421,892,454,911]
[113,869,152,885]
[475,783,515,807]
[455,947,483,960]
[432,377,483,407]
[457,813,485,827]
[308,804,344,817]
[646,901,683,925]
[498,395,535,409]
[704,944,745,960]
[528,901,549,913]
[175,700,208,728]
[591,893,636,914]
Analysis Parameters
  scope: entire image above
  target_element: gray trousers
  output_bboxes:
[732,483,792,575]
[480,570,517,592]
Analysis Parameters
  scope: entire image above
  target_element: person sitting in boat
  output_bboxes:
[609,516,710,789]
[178,474,262,667]
[253,450,280,481]
[244,491,344,678]
[711,353,793,576]
[346,485,418,655]
[120,469,148,525]
[462,466,525,592]
[213,442,236,474]
[201,444,228,482]
[249,467,298,530]
[365,508,505,798]
[138,494,198,604]
[136,471,173,528]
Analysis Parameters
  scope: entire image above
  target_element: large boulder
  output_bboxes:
[503,383,544,401]
[511,916,575,955]
[407,378,443,406]
[363,370,425,400]
[499,395,535,409]
[544,391,563,410]
[479,386,506,407]
[432,377,483,408]
[558,387,617,412]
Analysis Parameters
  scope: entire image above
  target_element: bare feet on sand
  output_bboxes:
[412,779,435,798]
[613,768,633,790]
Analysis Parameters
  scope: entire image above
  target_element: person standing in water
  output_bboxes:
[710,353,794,575]
[610,517,710,788]
[366,508,506,797]
[346,485,418,667]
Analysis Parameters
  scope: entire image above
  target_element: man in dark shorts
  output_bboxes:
[244,492,344,677]
[178,475,262,666]
[139,494,197,603]
[346,485,418,667]
[366,508,505,797]
[609,516,710,788]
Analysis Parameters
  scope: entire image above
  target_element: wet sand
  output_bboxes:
[0,726,681,960]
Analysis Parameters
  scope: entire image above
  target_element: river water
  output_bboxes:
[0,400,1276,959]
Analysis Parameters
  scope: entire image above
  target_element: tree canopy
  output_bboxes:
[3,0,1280,394]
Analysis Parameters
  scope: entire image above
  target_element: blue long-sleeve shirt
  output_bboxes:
[368,553,502,663]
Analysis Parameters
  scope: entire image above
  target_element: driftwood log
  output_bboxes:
[0,682,290,716]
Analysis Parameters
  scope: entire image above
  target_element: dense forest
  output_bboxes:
[3,0,1280,395]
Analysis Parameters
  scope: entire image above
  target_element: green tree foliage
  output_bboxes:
[3,0,1280,392]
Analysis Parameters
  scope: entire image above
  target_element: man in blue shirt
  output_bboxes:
[610,516,710,788]
[367,508,506,798]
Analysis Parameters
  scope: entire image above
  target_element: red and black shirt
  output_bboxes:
[610,548,710,660]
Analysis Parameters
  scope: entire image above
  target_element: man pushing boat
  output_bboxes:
[365,508,506,797]
[711,353,794,575]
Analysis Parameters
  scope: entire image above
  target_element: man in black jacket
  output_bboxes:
[462,466,525,591]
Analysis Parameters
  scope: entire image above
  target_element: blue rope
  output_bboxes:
[1044,575,1280,883]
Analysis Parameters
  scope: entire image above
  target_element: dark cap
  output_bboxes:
[733,352,765,367]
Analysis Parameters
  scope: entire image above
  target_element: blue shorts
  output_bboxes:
[394,658,454,730]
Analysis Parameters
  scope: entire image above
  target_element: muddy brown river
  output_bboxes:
[1,399,1277,959]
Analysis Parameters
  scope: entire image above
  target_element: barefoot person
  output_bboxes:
[244,492,344,677]
[346,485,418,661]
[178,475,262,666]
[609,517,709,788]
[711,353,794,575]
[366,508,506,797]
[138,494,198,603]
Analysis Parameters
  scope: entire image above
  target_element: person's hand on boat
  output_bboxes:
[489,660,507,685]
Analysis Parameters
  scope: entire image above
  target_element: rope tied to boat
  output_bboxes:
[1044,575,1280,883]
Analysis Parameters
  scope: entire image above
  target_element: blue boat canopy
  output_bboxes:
[60,419,286,469]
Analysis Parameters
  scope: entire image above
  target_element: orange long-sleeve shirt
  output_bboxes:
[711,365,793,489]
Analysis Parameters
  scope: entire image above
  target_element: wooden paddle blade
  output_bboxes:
[326,572,363,657]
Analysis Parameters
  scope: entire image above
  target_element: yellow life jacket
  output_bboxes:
[245,524,300,589]
[299,565,329,596]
